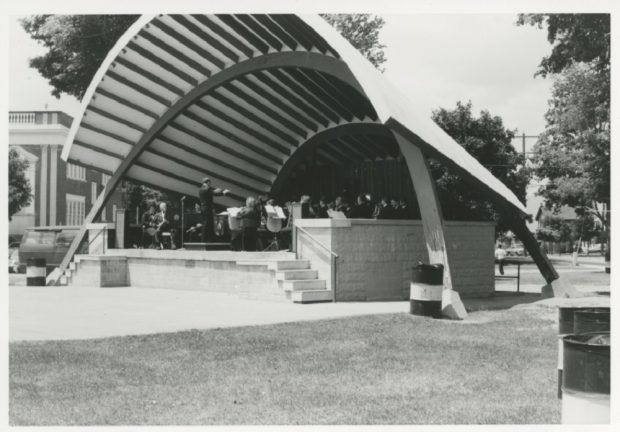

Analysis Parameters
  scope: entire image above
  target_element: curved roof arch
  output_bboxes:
[62,13,528,216]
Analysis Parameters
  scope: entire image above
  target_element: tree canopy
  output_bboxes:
[519,14,610,247]
[320,14,387,70]
[516,14,610,77]
[9,148,33,221]
[430,101,529,233]
[21,15,139,99]
[531,63,610,227]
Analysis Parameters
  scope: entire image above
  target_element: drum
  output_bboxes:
[266,216,283,233]
[146,227,157,236]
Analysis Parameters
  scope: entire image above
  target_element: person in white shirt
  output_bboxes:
[495,244,507,275]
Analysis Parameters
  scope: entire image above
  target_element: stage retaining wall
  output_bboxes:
[295,219,494,301]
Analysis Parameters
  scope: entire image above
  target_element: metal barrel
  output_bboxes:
[561,332,610,424]
[557,307,581,399]
[26,258,46,286]
[573,308,610,334]
[409,263,443,318]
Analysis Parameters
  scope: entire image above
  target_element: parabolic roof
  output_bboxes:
[62,14,529,216]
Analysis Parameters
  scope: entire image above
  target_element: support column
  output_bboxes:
[39,146,48,226]
[393,131,466,319]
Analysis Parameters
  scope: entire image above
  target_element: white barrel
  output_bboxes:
[561,390,610,424]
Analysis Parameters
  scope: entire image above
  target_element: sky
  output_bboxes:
[9,13,553,140]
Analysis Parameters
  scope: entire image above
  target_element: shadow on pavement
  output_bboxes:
[463,291,542,312]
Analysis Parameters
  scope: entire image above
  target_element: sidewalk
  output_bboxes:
[9,285,409,342]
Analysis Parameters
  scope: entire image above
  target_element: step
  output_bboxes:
[276,269,318,280]
[69,262,76,271]
[291,289,333,303]
[280,279,326,291]
[60,275,68,285]
[268,260,311,271]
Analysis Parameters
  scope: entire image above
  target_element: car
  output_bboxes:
[17,226,88,274]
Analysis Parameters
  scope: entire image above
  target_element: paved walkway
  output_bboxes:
[9,285,410,342]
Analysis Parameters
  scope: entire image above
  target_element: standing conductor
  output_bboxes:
[198,177,230,242]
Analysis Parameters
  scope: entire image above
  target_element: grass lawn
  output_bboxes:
[10,306,560,425]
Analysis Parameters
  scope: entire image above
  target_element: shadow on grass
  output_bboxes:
[463,291,542,312]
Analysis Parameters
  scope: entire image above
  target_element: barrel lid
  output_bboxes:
[564,332,610,347]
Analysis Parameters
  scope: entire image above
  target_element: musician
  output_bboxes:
[237,196,261,251]
[348,194,373,218]
[153,202,170,249]
[198,177,230,243]
[141,203,157,248]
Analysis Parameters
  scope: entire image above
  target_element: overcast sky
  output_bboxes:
[9,13,553,139]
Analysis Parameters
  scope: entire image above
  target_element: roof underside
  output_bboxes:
[63,13,528,215]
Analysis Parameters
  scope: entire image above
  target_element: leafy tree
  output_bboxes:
[320,14,387,70]
[531,63,610,247]
[20,15,140,99]
[430,101,529,233]
[516,14,610,77]
[9,148,33,220]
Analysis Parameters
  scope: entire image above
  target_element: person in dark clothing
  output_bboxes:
[198,177,230,243]
[348,194,373,218]
[236,196,261,251]
[331,196,349,214]
[375,196,395,219]
[315,196,330,218]
[141,203,157,248]
[398,198,411,219]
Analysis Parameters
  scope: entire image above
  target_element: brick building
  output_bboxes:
[9,111,124,240]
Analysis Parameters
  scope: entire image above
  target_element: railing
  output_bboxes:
[293,224,339,302]
[9,112,36,124]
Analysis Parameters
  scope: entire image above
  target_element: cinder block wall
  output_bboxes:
[295,219,494,301]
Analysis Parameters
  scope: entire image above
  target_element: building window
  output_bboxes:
[67,163,86,181]
[102,173,110,186]
[112,204,117,222]
[66,194,86,226]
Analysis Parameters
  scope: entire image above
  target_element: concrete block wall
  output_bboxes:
[295,219,495,301]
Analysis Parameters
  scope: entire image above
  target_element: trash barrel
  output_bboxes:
[561,332,610,424]
[604,251,610,274]
[557,307,581,398]
[573,308,610,334]
[409,263,443,318]
[26,258,46,286]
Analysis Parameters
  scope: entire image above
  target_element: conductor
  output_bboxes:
[198,177,230,242]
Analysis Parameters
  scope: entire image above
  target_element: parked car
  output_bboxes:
[17,226,88,274]
[9,242,20,273]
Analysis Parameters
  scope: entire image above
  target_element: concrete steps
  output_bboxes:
[275,269,318,280]
[63,253,332,303]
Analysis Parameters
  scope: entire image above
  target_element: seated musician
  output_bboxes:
[153,202,170,249]
[141,203,157,248]
[237,197,261,252]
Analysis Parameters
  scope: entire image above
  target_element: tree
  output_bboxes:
[531,63,610,243]
[9,148,33,220]
[430,101,529,233]
[320,14,387,70]
[21,15,140,99]
[516,14,610,78]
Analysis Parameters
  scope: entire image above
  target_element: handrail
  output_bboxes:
[294,225,339,258]
[293,224,339,302]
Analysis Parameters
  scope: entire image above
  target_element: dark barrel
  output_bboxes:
[26,258,46,286]
[573,308,610,334]
[409,263,443,318]
[561,332,610,423]
[557,306,582,398]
